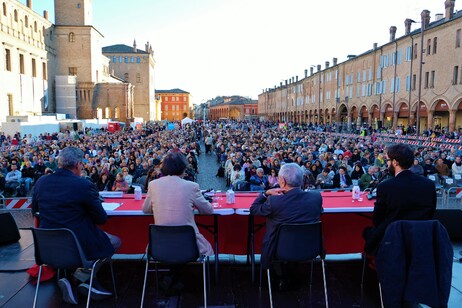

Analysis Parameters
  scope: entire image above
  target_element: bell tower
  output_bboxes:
[54,0,93,26]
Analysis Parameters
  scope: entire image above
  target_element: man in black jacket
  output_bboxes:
[363,144,436,254]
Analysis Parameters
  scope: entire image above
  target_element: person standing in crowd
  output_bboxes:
[363,144,436,255]
[32,147,121,304]
[250,163,323,290]
[142,151,213,293]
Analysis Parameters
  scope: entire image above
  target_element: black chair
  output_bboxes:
[260,222,328,308]
[31,228,117,308]
[0,212,21,244]
[140,224,209,308]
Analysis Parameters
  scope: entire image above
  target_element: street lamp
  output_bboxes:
[416,10,430,137]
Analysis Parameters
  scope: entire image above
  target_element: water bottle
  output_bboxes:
[352,180,360,201]
[134,186,142,200]
[226,189,235,204]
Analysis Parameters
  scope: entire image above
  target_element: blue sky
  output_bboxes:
[28,0,454,104]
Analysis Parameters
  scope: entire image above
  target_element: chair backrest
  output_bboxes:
[0,212,21,244]
[148,224,199,264]
[31,228,91,269]
[274,222,325,262]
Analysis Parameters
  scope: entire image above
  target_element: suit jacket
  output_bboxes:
[364,169,436,254]
[142,175,214,256]
[376,220,453,307]
[250,188,323,269]
[31,168,114,260]
[332,173,352,188]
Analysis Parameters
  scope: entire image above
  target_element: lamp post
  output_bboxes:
[416,10,429,137]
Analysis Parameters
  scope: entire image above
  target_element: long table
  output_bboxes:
[100,191,374,281]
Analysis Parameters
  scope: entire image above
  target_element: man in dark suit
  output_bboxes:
[32,147,121,304]
[250,163,323,289]
[363,144,436,255]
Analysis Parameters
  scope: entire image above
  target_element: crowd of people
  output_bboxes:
[1,120,461,198]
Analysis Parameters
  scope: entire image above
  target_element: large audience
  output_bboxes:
[1,120,461,197]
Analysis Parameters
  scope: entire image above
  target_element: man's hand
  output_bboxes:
[265,188,285,196]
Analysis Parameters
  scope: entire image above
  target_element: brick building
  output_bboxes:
[208,96,258,120]
[156,88,192,121]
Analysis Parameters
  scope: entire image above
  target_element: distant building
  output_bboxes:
[156,89,192,121]
[103,42,158,121]
[208,96,258,120]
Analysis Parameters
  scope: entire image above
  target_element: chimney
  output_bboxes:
[325,61,330,69]
[445,0,455,20]
[280,82,283,87]
[389,26,397,41]
[317,64,321,72]
[296,75,299,82]
[145,42,149,52]
[285,80,288,86]
[133,40,137,52]
[373,42,378,49]
[333,58,338,66]
[404,18,413,35]
[421,10,431,29]
[435,13,444,21]
[26,0,32,9]
[43,10,48,20]
[310,67,314,75]
[304,69,308,78]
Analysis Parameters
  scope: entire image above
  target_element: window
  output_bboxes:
[412,74,416,90]
[456,29,461,48]
[34,21,37,32]
[165,105,168,111]
[405,46,412,61]
[119,56,122,63]
[25,15,28,27]
[136,73,141,83]
[165,97,168,101]
[430,70,435,88]
[414,43,418,59]
[69,32,75,42]
[5,48,11,71]
[69,67,77,75]
[32,58,36,77]
[19,54,25,74]
[424,72,429,88]
[406,75,411,91]
[8,94,13,116]
[124,57,128,63]
[136,56,140,63]
[112,56,116,63]
[2,2,6,16]
[454,66,459,85]
[184,97,187,102]
[130,56,134,63]
[42,62,47,80]
[14,9,18,22]
[427,39,431,55]
[124,73,129,81]
[433,37,437,54]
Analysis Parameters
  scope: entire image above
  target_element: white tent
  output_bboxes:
[181,117,195,126]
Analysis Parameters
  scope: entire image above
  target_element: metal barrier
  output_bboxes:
[0,196,32,210]
[442,187,462,209]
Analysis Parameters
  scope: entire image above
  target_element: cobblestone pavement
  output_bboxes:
[195,143,228,192]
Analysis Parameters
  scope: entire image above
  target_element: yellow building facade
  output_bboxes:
[259,1,462,133]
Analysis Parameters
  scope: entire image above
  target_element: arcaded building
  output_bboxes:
[258,0,462,133]
[208,96,258,121]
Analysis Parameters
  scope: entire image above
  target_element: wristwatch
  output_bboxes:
[262,191,268,198]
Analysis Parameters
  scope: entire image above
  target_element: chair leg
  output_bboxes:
[140,258,150,308]
[86,261,99,308]
[361,253,366,289]
[109,259,117,299]
[32,265,42,308]
[266,268,273,308]
[310,260,314,286]
[206,256,211,293]
[378,282,384,308]
[202,258,208,308]
[321,259,329,308]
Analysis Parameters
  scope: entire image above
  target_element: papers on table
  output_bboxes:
[102,202,121,211]
[99,191,124,198]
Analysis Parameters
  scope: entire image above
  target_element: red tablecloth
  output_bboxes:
[101,191,374,255]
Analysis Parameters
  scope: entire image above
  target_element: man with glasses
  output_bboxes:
[32,147,121,304]
[363,144,436,255]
